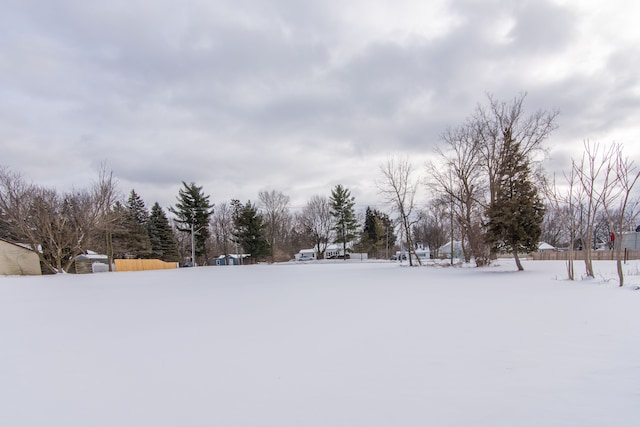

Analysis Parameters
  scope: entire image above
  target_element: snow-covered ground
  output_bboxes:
[1,259,639,427]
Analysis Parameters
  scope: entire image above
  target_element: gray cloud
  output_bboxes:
[1,0,639,211]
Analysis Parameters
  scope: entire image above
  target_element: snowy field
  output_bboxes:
[1,259,639,427]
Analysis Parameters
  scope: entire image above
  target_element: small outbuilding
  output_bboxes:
[213,254,250,266]
[69,251,110,274]
[0,238,42,276]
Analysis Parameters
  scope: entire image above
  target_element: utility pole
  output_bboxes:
[450,171,454,266]
[191,221,196,267]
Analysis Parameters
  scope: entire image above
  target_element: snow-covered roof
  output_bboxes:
[0,238,36,252]
[538,242,555,251]
[438,240,463,251]
[216,254,250,259]
[75,252,108,260]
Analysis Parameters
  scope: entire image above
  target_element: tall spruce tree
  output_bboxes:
[125,189,152,258]
[169,182,214,265]
[329,184,358,259]
[231,200,269,263]
[485,133,545,271]
[148,202,181,262]
[111,201,152,259]
[127,189,149,226]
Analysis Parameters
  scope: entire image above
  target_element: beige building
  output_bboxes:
[0,238,42,276]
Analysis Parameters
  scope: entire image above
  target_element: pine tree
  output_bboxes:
[148,202,181,262]
[127,189,149,226]
[232,200,269,262]
[329,184,358,259]
[111,201,152,259]
[169,182,214,265]
[485,133,545,271]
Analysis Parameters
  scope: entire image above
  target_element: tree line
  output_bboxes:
[422,93,639,285]
[0,168,398,271]
[2,93,638,282]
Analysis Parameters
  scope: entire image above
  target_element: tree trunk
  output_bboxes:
[615,237,624,287]
[566,244,574,280]
[513,248,524,271]
[617,259,624,287]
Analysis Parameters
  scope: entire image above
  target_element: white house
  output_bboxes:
[395,247,430,262]
[438,240,463,259]
[294,244,368,261]
[294,249,317,261]
[538,242,555,253]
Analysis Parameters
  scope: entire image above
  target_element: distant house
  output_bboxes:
[294,245,368,261]
[538,242,555,253]
[438,240,463,259]
[325,244,348,259]
[294,249,316,261]
[213,254,250,266]
[395,245,430,262]
[0,238,42,276]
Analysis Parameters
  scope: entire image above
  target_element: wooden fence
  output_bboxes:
[530,249,640,261]
[114,259,179,272]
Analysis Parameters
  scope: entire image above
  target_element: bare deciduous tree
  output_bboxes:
[605,144,640,286]
[0,165,119,273]
[413,198,449,258]
[378,156,422,266]
[475,93,559,206]
[543,170,582,280]
[574,141,619,278]
[211,202,235,263]
[92,164,120,270]
[300,195,333,259]
[258,190,291,262]
[426,125,486,264]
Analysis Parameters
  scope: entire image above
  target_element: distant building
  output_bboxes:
[438,240,463,259]
[69,251,110,274]
[620,231,640,250]
[395,246,430,262]
[0,238,42,276]
[213,254,250,266]
[538,242,555,253]
[294,245,368,261]
[294,249,316,261]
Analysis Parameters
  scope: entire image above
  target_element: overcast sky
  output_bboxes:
[2,0,639,212]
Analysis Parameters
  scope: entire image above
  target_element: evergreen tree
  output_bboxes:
[148,202,181,262]
[127,189,149,226]
[359,207,396,258]
[111,201,152,258]
[232,200,269,262]
[329,184,358,259]
[169,182,214,265]
[124,189,152,258]
[485,133,545,271]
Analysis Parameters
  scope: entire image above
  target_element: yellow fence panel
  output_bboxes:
[114,259,179,272]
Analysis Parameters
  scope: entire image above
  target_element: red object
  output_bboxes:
[611,232,615,242]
